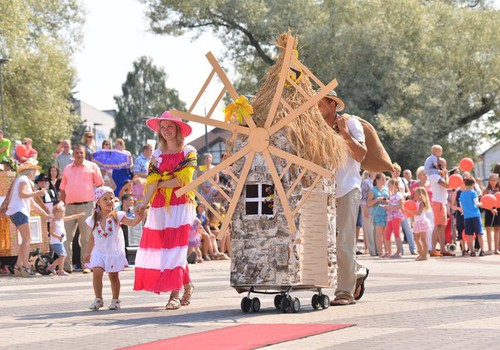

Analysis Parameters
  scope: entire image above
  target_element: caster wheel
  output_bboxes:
[291,297,300,313]
[319,294,330,309]
[311,294,320,310]
[250,298,261,313]
[280,296,291,313]
[274,295,283,309]
[241,297,251,313]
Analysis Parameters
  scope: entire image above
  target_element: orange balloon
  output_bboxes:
[481,194,497,210]
[448,174,464,189]
[402,200,417,218]
[495,192,500,208]
[459,157,474,172]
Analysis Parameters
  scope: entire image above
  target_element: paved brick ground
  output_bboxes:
[1,254,499,349]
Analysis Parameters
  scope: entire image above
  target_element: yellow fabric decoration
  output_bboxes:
[224,95,254,125]
[285,49,302,87]
[145,151,197,211]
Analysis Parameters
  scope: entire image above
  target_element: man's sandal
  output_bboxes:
[165,296,181,310]
[180,283,194,306]
[354,268,369,301]
[330,294,355,306]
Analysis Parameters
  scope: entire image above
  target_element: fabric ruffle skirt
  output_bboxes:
[413,218,432,233]
[134,197,196,294]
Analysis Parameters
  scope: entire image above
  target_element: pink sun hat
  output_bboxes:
[146,111,192,138]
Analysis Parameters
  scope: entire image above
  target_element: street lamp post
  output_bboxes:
[0,58,12,134]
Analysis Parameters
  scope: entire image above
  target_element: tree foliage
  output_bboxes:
[0,0,84,168]
[140,0,499,171]
[112,56,186,156]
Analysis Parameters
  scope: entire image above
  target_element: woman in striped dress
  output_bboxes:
[134,111,197,310]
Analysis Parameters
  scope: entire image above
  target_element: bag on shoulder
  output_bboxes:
[344,114,394,173]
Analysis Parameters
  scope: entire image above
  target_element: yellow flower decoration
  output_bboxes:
[224,95,253,125]
[285,49,302,87]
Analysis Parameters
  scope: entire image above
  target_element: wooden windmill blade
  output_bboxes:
[175,144,252,197]
[179,51,256,129]
[263,34,296,130]
[268,78,338,135]
[171,110,250,136]
[174,146,256,239]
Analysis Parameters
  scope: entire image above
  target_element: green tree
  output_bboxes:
[140,0,499,171]
[112,56,186,156]
[0,0,84,168]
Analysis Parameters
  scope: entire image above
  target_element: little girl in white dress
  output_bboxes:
[84,186,143,310]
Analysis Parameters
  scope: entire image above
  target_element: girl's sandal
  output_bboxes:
[181,283,194,306]
[165,296,181,310]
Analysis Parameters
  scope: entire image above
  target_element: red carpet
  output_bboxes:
[119,323,353,350]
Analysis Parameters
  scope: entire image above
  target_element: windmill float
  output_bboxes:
[172,33,346,313]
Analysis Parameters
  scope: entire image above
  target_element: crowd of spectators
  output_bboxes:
[359,145,500,259]
[0,132,233,273]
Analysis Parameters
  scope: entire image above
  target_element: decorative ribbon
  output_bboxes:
[224,95,254,126]
[145,151,197,211]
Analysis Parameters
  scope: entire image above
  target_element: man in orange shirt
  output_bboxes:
[59,144,104,273]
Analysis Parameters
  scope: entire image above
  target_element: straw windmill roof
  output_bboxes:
[252,32,346,171]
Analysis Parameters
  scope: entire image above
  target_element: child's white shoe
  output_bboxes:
[89,297,104,311]
[108,299,121,310]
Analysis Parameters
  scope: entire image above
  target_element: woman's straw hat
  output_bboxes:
[17,159,41,174]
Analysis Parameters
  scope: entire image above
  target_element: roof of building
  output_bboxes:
[188,128,231,151]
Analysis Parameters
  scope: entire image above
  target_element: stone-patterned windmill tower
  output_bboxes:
[172,33,346,312]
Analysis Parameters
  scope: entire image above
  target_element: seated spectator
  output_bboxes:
[188,217,203,264]
[19,138,38,162]
[207,202,230,260]
[196,202,216,261]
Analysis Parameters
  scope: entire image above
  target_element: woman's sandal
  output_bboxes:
[13,265,24,277]
[13,265,33,277]
[181,283,194,306]
[165,296,181,310]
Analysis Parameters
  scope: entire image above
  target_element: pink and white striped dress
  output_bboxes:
[133,146,196,293]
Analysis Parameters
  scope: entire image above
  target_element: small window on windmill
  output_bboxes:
[245,184,275,216]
